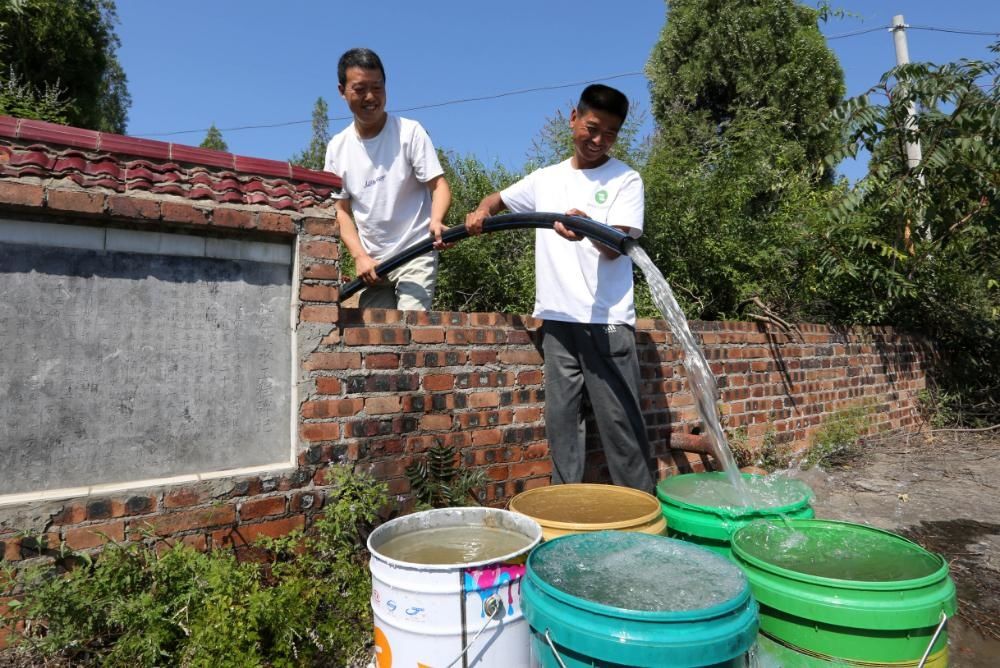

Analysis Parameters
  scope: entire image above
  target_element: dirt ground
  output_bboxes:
[787,430,1000,667]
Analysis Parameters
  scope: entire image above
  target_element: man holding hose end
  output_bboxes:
[325,48,451,311]
[465,84,654,493]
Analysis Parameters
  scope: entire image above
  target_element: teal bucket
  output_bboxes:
[523,531,758,667]
[657,472,815,558]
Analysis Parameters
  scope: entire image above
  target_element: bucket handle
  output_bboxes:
[543,629,569,668]
[444,594,503,668]
[917,611,948,668]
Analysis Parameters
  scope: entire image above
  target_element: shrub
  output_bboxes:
[1,466,388,667]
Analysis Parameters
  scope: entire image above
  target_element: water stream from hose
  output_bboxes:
[626,241,749,500]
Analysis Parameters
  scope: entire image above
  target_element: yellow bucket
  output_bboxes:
[508,483,666,541]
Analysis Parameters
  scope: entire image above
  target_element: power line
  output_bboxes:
[137,72,645,138]
[909,25,999,37]
[825,24,999,40]
[827,26,888,40]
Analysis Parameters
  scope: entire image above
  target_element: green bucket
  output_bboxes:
[657,472,815,558]
[523,531,758,667]
[732,520,957,665]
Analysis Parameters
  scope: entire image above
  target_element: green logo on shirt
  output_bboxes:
[594,189,608,204]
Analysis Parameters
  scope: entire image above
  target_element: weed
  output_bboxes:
[405,443,487,510]
[803,404,872,469]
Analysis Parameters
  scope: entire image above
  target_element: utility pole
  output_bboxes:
[891,15,923,173]
[891,14,925,248]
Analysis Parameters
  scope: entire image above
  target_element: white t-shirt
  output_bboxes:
[500,158,644,326]
[324,115,444,261]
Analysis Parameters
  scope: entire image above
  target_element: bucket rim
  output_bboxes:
[656,472,814,519]
[526,531,753,622]
[366,506,542,570]
[731,519,951,591]
[508,483,663,531]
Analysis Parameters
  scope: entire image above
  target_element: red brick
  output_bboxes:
[305,352,361,370]
[470,350,499,365]
[423,374,455,391]
[302,398,363,418]
[300,422,341,441]
[468,392,500,408]
[420,414,453,430]
[411,328,445,343]
[472,429,503,446]
[0,181,44,207]
[300,284,339,302]
[365,396,402,415]
[511,460,552,478]
[215,516,304,547]
[301,239,340,260]
[514,407,542,422]
[161,201,209,225]
[63,521,125,551]
[164,488,207,508]
[47,188,105,214]
[486,465,510,481]
[240,496,286,520]
[257,211,296,234]
[517,370,543,385]
[51,503,87,525]
[303,219,338,236]
[300,305,339,323]
[499,349,543,365]
[135,505,236,537]
[344,327,410,346]
[366,353,400,369]
[315,376,342,394]
[301,263,340,280]
[212,207,253,229]
[524,443,550,459]
[107,194,159,220]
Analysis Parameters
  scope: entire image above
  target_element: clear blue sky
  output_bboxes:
[116,1,998,182]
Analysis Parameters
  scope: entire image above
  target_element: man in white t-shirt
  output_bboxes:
[465,85,655,493]
[324,48,451,310]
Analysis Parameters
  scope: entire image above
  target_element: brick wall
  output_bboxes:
[0,116,929,570]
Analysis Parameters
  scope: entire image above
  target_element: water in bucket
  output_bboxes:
[376,525,535,565]
[524,531,758,668]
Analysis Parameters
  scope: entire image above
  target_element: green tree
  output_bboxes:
[199,123,228,151]
[821,45,1000,417]
[291,96,330,170]
[0,0,131,132]
[433,150,532,313]
[647,0,844,170]
[638,0,845,320]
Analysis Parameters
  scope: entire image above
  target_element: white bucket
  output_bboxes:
[367,506,543,668]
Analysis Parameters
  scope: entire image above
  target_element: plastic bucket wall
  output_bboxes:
[367,507,543,668]
[752,633,949,667]
[657,473,814,558]
[732,520,957,665]
[509,483,666,541]
[523,532,759,668]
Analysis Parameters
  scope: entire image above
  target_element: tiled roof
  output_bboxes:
[0,116,341,212]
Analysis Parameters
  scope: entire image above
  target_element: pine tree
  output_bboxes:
[290,97,330,170]
[199,123,228,151]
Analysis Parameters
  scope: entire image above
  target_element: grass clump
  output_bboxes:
[803,404,872,469]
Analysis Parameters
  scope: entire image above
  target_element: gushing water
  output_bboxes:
[627,242,749,499]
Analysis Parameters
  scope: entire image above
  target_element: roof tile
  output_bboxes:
[0,115,341,214]
[19,119,99,150]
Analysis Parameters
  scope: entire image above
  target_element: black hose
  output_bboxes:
[338,212,631,302]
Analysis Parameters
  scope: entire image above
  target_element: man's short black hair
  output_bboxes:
[338,48,386,86]
[577,84,629,122]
